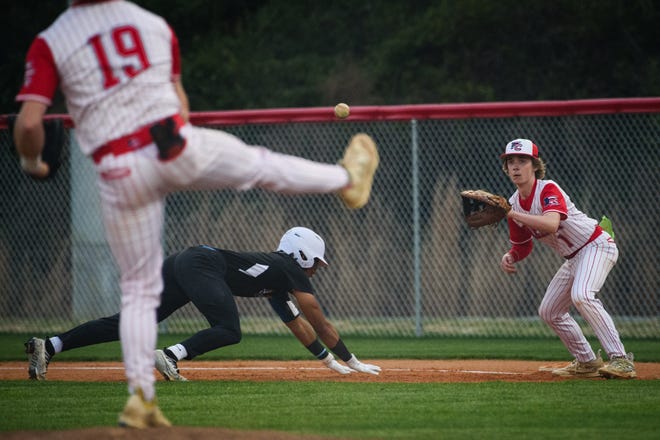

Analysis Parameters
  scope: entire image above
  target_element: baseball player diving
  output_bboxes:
[25,227,381,382]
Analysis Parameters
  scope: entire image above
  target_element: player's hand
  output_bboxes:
[20,155,50,179]
[322,353,355,375]
[500,253,516,274]
[346,354,381,375]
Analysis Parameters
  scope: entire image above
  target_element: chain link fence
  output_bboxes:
[1,100,658,338]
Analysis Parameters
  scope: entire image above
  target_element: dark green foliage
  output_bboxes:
[2,1,659,112]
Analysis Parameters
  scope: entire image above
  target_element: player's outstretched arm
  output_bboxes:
[284,316,353,374]
[292,290,381,375]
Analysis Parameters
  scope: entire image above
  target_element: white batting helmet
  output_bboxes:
[277,227,328,269]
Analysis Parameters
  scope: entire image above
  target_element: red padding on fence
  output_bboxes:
[2,97,659,129]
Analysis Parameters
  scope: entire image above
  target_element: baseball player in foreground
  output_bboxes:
[25,227,381,382]
[14,0,378,428]
[498,139,635,379]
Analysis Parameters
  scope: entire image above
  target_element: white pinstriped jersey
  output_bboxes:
[508,179,598,257]
[13,0,353,404]
[16,0,181,155]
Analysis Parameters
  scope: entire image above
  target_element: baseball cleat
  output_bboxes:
[598,353,636,379]
[339,133,379,209]
[155,349,187,381]
[551,352,604,378]
[25,337,51,380]
[118,389,172,428]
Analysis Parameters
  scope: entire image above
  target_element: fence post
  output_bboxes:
[411,119,423,336]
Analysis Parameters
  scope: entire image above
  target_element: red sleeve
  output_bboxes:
[169,26,181,79]
[509,240,533,262]
[507,217,533,262]
[539,183,568,220]
[15,37,58,105]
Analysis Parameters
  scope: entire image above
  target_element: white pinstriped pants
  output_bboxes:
[538,232,626,362]
[95,123,349,399]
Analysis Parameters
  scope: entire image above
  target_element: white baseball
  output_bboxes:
[334,103,350,119]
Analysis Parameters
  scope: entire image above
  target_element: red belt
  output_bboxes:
[565,225,603,259]
[92,114,184,164]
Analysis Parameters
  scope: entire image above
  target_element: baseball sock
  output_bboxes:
[47,337,62,355]
[165,344,187,361]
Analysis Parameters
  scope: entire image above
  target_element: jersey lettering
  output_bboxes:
[88,26,151,90]
[239,263,269,278]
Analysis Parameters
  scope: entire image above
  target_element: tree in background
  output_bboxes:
[2,0,659,112]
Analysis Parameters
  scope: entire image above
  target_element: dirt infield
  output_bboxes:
[3,359,659,440]
[2,359,660,383]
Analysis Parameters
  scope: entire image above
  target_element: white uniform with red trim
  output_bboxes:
[16,0,348,401]
[507,179,626,361]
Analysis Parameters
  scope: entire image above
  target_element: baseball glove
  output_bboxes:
[460,189,511,228]
[8,116,65,180]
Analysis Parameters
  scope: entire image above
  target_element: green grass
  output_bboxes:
[2,333,659,438]
[1,381,660,438]
[2,333,660,362]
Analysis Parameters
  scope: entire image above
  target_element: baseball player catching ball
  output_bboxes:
[14,0,379,428]
[25,227,381,382]
[498,139,635,379]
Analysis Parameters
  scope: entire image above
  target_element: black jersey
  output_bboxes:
[215,248,314,297]
[196,245,314,322]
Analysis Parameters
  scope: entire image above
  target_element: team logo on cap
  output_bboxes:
[509,141,524,152]
[501,139,538,159]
